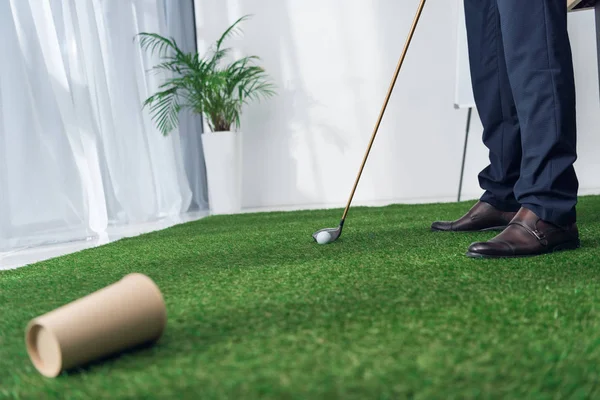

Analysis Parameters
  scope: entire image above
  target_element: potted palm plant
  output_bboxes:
[137,15,275,215]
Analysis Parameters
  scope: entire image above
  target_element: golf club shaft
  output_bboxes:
[340,0,427,222]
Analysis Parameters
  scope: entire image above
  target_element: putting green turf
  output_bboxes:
[2,196,600,399]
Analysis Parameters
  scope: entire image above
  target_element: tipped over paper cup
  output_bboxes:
[25,273,167,377]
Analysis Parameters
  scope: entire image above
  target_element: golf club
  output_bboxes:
[313,0,427,244]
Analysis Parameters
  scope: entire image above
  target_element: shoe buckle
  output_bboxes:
[532,229,548,246]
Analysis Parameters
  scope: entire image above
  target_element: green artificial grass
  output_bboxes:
[2,196,600,399]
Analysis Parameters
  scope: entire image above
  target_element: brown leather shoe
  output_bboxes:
[431,201,517,232]
[466,208,580,258]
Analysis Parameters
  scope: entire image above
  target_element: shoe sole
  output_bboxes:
[465,240,581,259]
[430,225,507,232]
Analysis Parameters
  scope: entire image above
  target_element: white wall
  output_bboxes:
[193,0,600,211]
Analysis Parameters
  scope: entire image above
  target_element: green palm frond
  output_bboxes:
[148,60,183,75]
[143,85,182,136]
[137,14,276,135]
[217,15,250,49]
[137,33,180,58]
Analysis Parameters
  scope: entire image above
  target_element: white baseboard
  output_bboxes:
[240,194,478,214]
[240,188,600,214]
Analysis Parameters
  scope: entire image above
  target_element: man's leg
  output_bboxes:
[465,0,522,213]
[431,0,520,232]
[466,0,579,258]
[497,0,578,226]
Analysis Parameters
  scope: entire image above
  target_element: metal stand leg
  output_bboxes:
[457,107,473,202]
[596,2,600,102]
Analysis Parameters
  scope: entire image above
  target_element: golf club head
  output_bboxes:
[312,221,344,244]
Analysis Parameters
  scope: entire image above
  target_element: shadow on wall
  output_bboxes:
[194,0,354,209]
[192,0,470,209]
[371,0,470,201]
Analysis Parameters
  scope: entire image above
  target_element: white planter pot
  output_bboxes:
[201,131,242,215]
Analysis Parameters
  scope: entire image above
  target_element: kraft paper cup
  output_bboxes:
[25,273,167,377]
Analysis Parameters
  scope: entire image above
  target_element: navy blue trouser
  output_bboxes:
[464,0,579,226]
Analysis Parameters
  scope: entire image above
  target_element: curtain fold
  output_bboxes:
[166,0,208,211]
[0,0,206,252]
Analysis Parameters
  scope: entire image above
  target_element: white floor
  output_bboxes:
[0,211,209,271]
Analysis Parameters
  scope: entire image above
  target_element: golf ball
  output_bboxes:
[316,231,331,245]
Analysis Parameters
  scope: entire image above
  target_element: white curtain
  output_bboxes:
[0,0,207,252]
